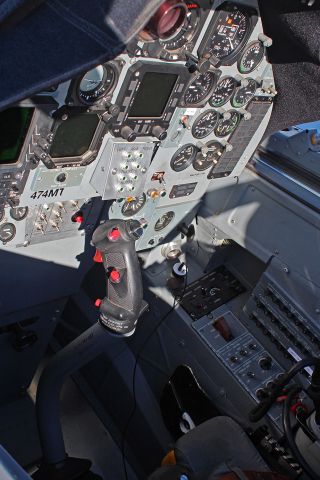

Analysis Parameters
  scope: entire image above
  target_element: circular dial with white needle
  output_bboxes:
[183,71,217,106]
[192,109,219,139]
[238,40,265,74]
[78,64,116,104]
[202,4,251,63]
[209,76,237,108]
[214,110,241,137]
[170,144,198,172]
[231,78,257,108]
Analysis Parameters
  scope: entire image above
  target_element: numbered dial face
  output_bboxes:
[184,71,217,106]
[121,193,146,217]
[209,76,237,107]
[238,41,265,74]
[192,110,219,139]
[170,144,198,172]
[193,141,224,171]
[206,6,250,62]
[231,78,257,108]
[214,110,241,137]
[0,223,16,243]
[154,211,175,231]
[159,7,201,60]
[78,64,116,104]
[10,206,28,221]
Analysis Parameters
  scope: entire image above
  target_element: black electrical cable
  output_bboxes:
[121,269,188,480]
[249,357,320,422]
[283,386,320,480]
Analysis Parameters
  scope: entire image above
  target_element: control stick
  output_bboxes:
[33,219,147,480]
[92,219,147,336]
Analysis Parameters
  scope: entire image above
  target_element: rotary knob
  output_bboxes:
[259,356,272,370]
[152,125,167,140]
[121,126,137,142]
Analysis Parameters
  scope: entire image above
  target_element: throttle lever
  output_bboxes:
[92,219,147,336]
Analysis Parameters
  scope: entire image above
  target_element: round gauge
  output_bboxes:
[158,6,201,60]
[78,64,116,104]
[214,110,241,137]
[209,76,237,108]
[0,223,16,243]
[154,211,175,231]
[231,78,257,108]
[191,110,219,139]
[193,141,224,171]
[238,40,265,74]
[170,144,198,172]
[10,206,28,221]
[183,71,217,106]
[204,5,250,63]
[121,193,146,217]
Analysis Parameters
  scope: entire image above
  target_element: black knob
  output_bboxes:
[240,349,248,356]
[230,356,238,363]
[121,126,137,142]
[152,125,167,140]
[247,371,255,378]
[259,356,272,370]
[256,388,268,401]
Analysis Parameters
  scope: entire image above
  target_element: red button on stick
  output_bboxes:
[93,249,103,263]
[108,228,121,241]
[110,269,121,283]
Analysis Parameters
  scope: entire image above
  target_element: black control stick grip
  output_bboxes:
[92,219,147,336]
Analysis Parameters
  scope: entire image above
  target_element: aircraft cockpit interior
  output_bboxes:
[0,1,320,479]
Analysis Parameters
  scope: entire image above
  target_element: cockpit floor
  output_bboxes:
[0,371,136,479]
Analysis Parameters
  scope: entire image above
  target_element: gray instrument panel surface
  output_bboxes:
[0,0,274,253]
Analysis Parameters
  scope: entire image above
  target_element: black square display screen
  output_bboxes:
[0,107,34,165]
[50,114,100,159]
[128,72,178,118]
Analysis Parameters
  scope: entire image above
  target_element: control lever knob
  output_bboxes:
[121,126,137,142]
[152,125,167,141]
[259,356,272,370]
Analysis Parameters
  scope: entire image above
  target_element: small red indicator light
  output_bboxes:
[95,299,102,307]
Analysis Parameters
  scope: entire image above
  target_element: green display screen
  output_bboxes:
[50,114,100,159]
[0,107,34,165]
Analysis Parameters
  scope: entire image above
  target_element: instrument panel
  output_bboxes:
[0,0,275,250]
